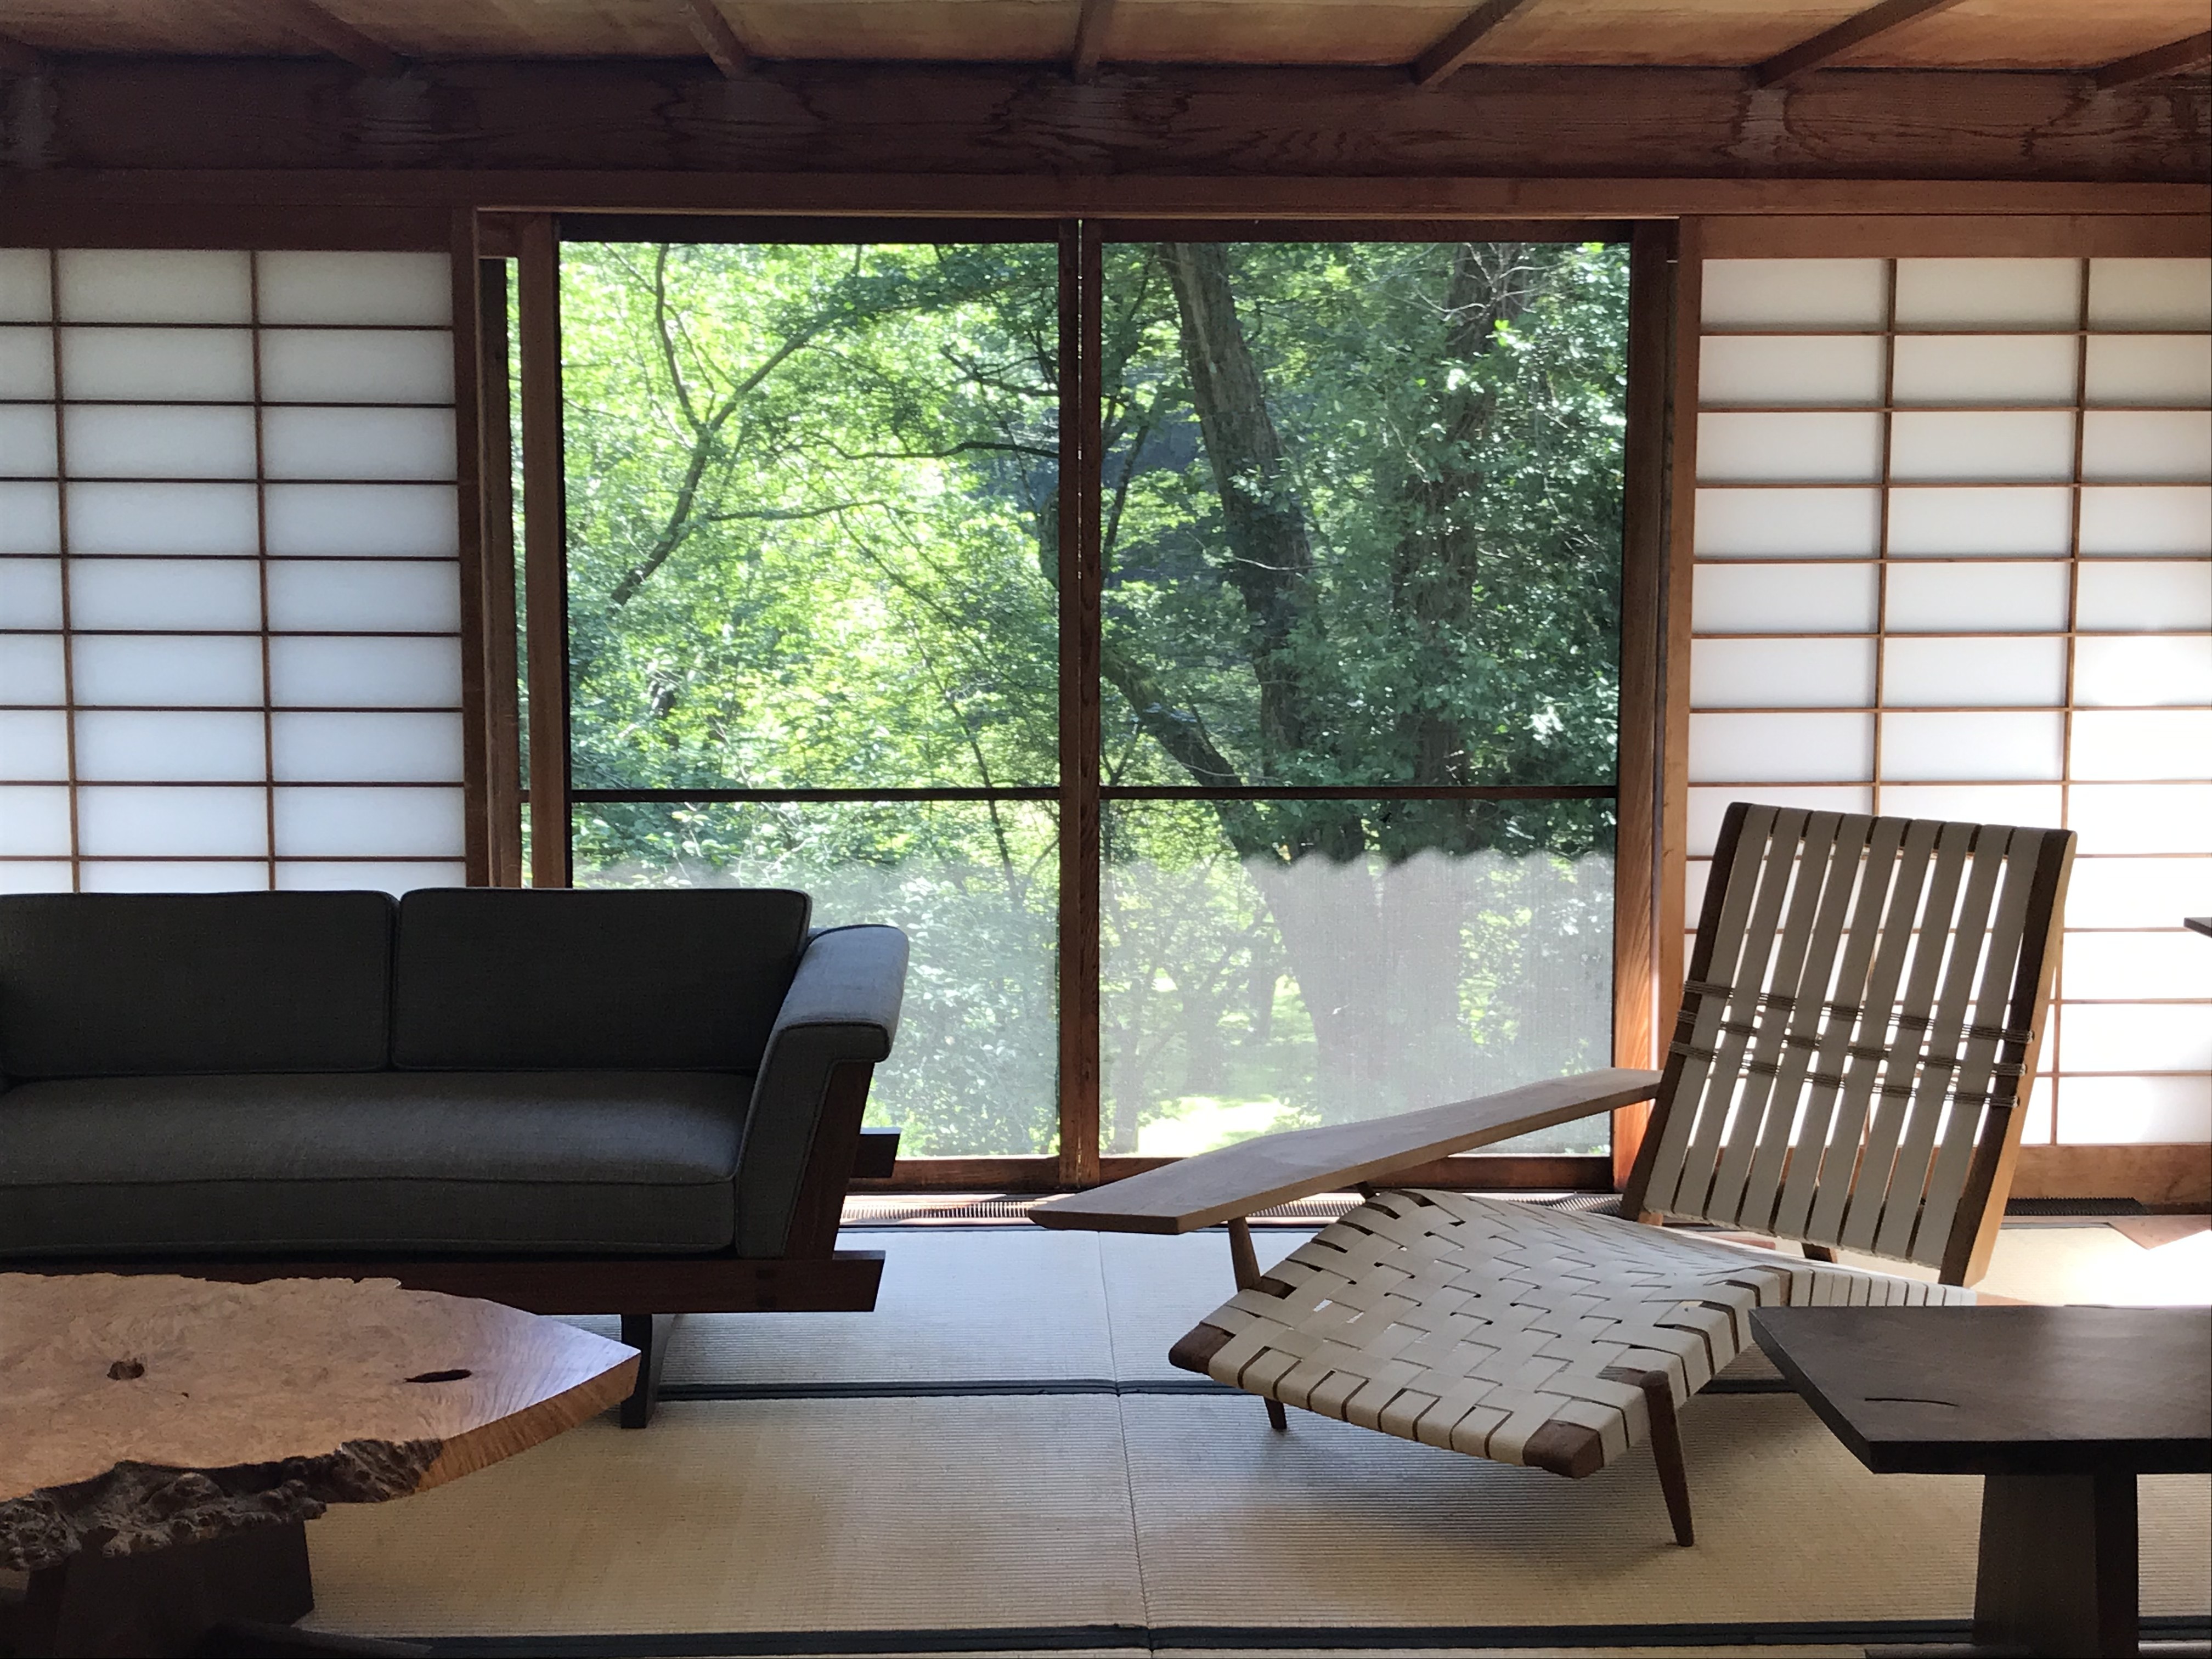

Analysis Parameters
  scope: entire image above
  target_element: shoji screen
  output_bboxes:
[1689,253,2212,1152]
[0,249,466,895]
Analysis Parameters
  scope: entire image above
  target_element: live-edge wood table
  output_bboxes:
[1751,1305,2211,1659]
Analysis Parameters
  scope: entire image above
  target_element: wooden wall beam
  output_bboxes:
[239,0,407,77]
[1754,0,1970,88]
[669,0,752,79]
[2096,31,2212,91]
[1070,0,1116,82]
[5,60,2204,187]
[0,33,43,76]
[1411,0,1540,89]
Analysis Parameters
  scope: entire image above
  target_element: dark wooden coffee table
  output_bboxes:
[1,1272,639,1657]
[1752,1305,2211,1659]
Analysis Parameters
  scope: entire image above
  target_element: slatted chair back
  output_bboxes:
[1621,802,2074,1287]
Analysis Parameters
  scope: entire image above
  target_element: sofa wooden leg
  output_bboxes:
[1643,1372,1695,1547]
[618,1313,672,1429]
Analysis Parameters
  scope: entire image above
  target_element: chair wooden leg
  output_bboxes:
[618,1312,672,1429]
[1226,1217,1289,1432]
[1641,1370,1695,1547]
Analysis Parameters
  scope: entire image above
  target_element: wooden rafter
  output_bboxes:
[1071,0,1116,82]
[1753,0,1970,88]
[670,0,752,78]
[1412,0,1541,89]
[0,32,45,74]
[241,0,405,76]
[2096,30,2212,89]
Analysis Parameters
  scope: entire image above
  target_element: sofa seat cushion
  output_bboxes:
[0,1071,749,1256]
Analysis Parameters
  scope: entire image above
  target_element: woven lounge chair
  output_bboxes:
[1034,803,2075,1544]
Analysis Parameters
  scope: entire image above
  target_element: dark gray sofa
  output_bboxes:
[0,887,907,1425]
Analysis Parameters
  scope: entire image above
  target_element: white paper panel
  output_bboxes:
[71,635,263,707]
[2075,635,2212,708]
[2065,856,2212,929]
[63,406,257,479]
[60,328,254,402]
[1699,335,1884,407]
[259,330,454,405]
[1878,783,2064,826]
[68,558,261,630]
[1893,258,2079,331]
[0,636,66,703]
[1700,260,1887,330]
[262,408,456,481]
[263,484,459,557]
[0,862,72,893]
[274,785,464,857]
[1884,561,2070,633]
[267,636,461,708]
[256,253,452,326]
[277,860,466,894]
[0,251,52,323]
[80,860,270,893]
[1689,636,1874,708]
[1888,410,2076,482]
[2057,1074,2210,1146]
[2070,710,2212,782]
[1688,712,1873,783]
[0,326,55,399]
[266,560,460,633]
[1692,561,1877,633]
[76,784,268,856]
[0,709,69,779]
[0,483,60,553]
[1889,335,2078,407]
[2063,932,2212,1003]
[1684,856,1709,919]
[73,709,266,782]
[2085,335,2212,408]
[2067,783,2212,854]
[0,786,70,855]
[57,251,252,325]
[2075,561,2212,632]
[2023,1074,2053,1144]
[2078,487,2211,556]
[2088,259,2212,331]
[272,712,464,782]
[1881,710,2064,781]
[1686,785,1871,857]
[1696,412,1883,482]
[1881,635,2066,707]
[1692,487,1880,557]
[2080,411,2212,483]
[66,482,258,554]
[0,407,58,476]
[0,558,63,628]
[2059,1002,2211,1074]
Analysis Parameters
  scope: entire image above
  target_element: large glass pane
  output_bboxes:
[1103,799,1615,1156]
[558,241,1058,792]
[1099,240,1626,790]
[573,799,1058,1157]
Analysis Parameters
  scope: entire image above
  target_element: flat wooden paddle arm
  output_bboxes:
[1030,1068,1662,1235]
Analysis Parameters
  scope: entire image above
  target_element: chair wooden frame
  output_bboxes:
[1034,802,2075,1541]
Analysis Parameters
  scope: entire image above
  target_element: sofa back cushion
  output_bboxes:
[392,888,811,1071]
[0,891,395,1079]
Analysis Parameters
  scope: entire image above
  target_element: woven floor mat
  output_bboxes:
[300,1391,2211,1644]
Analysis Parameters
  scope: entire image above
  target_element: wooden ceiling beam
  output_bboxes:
[0,32,46,75]
[1412,0,1541,89]
[1753,0,1970,88]
[2096,31,2212,90]
[1070,0,1116,82]
[670,0,752,79]
[236,0,405,76]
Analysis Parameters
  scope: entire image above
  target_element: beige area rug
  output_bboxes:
[286,1222,2212,1655]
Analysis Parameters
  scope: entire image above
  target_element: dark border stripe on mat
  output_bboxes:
[408,1615,2212,1656]
[659,1376,1797,1402]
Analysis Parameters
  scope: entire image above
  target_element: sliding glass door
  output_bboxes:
[522,219,1634,1180]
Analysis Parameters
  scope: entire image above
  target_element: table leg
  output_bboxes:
[1226,1216,1289,1432]
[1973,1471,2138,1658]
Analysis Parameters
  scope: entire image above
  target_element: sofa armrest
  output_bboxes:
[733,924,909,1257]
